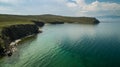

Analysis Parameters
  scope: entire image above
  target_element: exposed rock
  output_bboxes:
[50,21,64,24]
[32,20,45,27]
[0,46,5,57]
[93,18,100,24]
[1,24,39,42]
[0,24,40,57]
[0,37,5,57]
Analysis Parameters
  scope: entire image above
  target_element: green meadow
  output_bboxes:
[0,14,99,29]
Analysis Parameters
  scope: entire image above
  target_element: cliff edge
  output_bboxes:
[0,24,41,57]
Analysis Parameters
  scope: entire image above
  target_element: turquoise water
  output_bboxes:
[0,22,120,67]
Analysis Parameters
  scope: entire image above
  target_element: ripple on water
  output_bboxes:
[0,23,120,67]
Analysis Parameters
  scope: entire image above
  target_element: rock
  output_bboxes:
[32,20,45,27]
[50,21,64,24]
[0,24,40,56]
[93,18,100,24]
[0,47,5,56]
[1,24,39,42]
[0,37,5,57]
[7,51,12,57]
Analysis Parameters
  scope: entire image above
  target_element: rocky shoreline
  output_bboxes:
[0,23,44,57]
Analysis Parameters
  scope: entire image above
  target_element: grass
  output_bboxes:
[0,21,33,33]
[0,14,98,23]
[0,14,99,33]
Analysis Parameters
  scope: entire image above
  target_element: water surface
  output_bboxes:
[0,22,120,67]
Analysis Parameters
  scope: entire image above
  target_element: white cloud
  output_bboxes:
[66,2,77,7]
[75,0,86,7]
[83,1,120,11]
[66,0,120,16]
[0,0,120,16]
[0,0,72,15]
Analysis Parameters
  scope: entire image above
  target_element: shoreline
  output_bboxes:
[0,24,42,57]
[7,33,39,56]
[6,28,42,57]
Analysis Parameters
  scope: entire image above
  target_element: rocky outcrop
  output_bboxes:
[0,24,40,57]
[32,20,45,27]
[0,37,5,57]
[1,24,39,42]
[49,21,64,24]
[93,18,100,24]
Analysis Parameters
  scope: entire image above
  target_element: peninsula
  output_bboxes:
[0,14,100,57]
[0,14,99,26]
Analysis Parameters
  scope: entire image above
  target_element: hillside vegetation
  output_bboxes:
[0,14,99,28]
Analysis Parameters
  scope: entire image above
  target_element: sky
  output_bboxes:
[0,0,120,17]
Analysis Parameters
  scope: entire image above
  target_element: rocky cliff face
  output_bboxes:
[49,21,64,24]
[0,24,40,57]
[1,24,39,42]
[32,20,45,27]
[0,37,5,57]
[93,18,100,24]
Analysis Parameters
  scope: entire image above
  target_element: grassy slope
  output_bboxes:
[0,14,98,28]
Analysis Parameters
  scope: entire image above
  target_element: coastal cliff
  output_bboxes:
[32,20,45,27]
[0,24,40,57]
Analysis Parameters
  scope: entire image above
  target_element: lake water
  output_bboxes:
[0,21,120,67]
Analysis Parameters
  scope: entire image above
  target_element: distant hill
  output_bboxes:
[0,14,100,28]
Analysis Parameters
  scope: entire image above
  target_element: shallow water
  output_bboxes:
[0,22,120,67]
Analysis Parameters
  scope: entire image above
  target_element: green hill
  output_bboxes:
[0,14,99,28]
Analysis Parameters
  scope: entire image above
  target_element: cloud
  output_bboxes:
[0,0,71,15]
[83,1,120,11]
[66,2,77,7]
[0,0,120,16]
[75,0,86,7]
[67,0,120,16]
